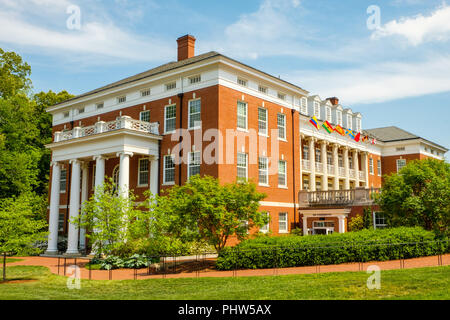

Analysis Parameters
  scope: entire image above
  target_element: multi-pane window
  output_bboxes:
[316,180,322,191]
[356,119,361,132]
[77,107,85,114]
[163,155,175,184]
[141,89,151,97]
[303,145,309,160]
[237,101,247,130]
[188,152,201,178]
[188,99,201,129]
[258,107,268,135]
[303,178,309,190]
[277,113,286,139]
[396,159,407,172]
[278,213,288,233]
[369,158,374,174]
[314,102,320,118]
[337,111,342,126]
[347,115,352,130]
[258,85,267,94]
[315,148,321,163]
[258,157,269,185]
[237,78,248,87]
[326,107,332,122]
[327,151,333,165]
[278,160,287,187]
[165,104,176,133]
[349,156,353,169]
[117,96,126,104]
[277,92,286,100]
[189,75,201,84]
[237,153,248,180]
[63,111,70,118]
[140,110,150,122]
[338,155,343,168]
[58,213,65,232]
[260,212,270,233]
[60,169,67,193]
[165,82,176,91]
[300,97,307,114]
[96,103,104,110]
[375,212,387,229]
[377,160,382,176]
[138,159,149,186]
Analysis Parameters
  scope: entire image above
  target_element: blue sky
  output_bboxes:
[1,0,449,159]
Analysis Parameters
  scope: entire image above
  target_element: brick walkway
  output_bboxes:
[8,254,449,281]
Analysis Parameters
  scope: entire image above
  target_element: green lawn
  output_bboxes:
[0,265,449,300]
[1,258,23,264]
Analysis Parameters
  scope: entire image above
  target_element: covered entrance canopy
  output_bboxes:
[299,208,350,236]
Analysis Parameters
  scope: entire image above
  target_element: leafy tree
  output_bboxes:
[377,159,450,236]
[348,215,364,232]
[76,178,142,257]
[0,48,31,98]
[363,207,373,230]
[156,175,269,252]
[0,195,47,281]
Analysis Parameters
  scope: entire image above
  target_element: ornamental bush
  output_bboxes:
[216,227,449,270]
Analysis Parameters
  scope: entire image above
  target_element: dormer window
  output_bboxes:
[96,102,104,110]
[278,92,286,101]
[314,102,320,118]
[258,85,267,94]
[63,111,70,118]
[77,107,85,114]
[165,82,176,91]
[337,111,342,126]
[117,96,126,104]
[356,119,361,132]
[237,78,248,87]
[326,107,332,122]
[300,97,307,114]
[189,75,201,84]
[141,89,151,97]
[347,115,352,130]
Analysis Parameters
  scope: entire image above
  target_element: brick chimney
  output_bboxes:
[327,97,339,105]
[177,35,196,61]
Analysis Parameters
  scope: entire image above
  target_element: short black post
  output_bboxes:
[2,252,6,282]
[57,257,60,275]
[64,258,67,275]
[109,268,112,280]
[89,261,91,281]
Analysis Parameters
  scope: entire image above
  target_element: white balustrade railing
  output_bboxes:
[359,171,365,181]
[338,167,345,177]
[302,160,310,171]
[327,165,334,175]
[315,162,323,173]
[54,116,160,142]
[349,169,356,178]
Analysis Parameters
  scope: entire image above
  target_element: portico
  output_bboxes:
[45,116,161,255]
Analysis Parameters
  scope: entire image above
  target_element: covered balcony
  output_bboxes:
[299,187,380,207]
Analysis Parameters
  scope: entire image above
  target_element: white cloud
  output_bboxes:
[372,3,450,45]
[289,55,450,104]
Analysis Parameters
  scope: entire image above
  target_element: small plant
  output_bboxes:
[290,227,303,236]
[348,215,364,232]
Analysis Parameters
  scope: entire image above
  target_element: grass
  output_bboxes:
[0,265,448,300]
[0,258,23,264]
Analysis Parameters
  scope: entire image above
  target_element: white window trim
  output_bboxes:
[163,155,175,185]
[277,113,287,141]
[188,98,202,130]
[396,159,407,173]
[139,110,150,122]
[60,169,67,194]
[278,160,287,188]
[278,212,288,233]
[369,158,374,175]
[164,104,177,134]
[237,152,248,181]
[258,107,268,137]
[377,160,382,177]
[188,151,201,179]
[258,156,269,187]
[260,212,270,233]
[237,101,248,130]
[137,158,149,187]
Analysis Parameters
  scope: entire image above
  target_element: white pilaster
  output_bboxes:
[66,159,81,255]
[321,141,328,191]
[303,216,308,236]
[343,147,350,190]
[45,162,61,255]
[150,156,159,196]
[117,152,133,198]
[309,137,316,191]
[362,152,370,188]
[333,144,339,191]
[339,216,346,233]
[354,150,360,187]
[94,155,105,190]
[79,162,89,251]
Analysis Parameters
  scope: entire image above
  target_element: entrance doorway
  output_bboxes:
[312,221,335,235]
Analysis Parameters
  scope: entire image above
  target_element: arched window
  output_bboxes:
[112,165,120,190]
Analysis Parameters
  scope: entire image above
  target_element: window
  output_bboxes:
[327,151,333,165]
[396,147,406,152]
[315,148,321,163]
[237,78,248,87]
[277,113,286,140]
[356,119,361,132]
[369,158,374,174]
[189,75,201,84]
[338,154,343,168]
[237,101,247,130]
[303,145,309,160]
[165,82,176,91]
[164,104,176,133]
[188,151,201,178]
[316,180,322,191]
[396,159,407,172]
[117,96,126,104]
[92,164,96,189]
[77,107,85,114]
[374,212,387,229]
[188,99,201,129]
[58,213,65,232]
[300,97,307,114]
[278,160,287,187]
[260,212,270,233]
[258,107,268,135]
[60,169,67,193]
[237,153,248,180]
[141,89,151,97]
[163,155,175,184]
[314,102,320,118]
[140,110,150,122]
[96,103,104,110]
[302,178,309,190]
[347,115,352,130]
[349,156,353,169]
[337,111,342,126]
[63,111,69,118]
[138,158,149,186]
[277,92,286,101]
[326,107,332,122]
[258,157,269,185]
[258,85,267,94]
[278,213,288,233]
[377,160,382,176]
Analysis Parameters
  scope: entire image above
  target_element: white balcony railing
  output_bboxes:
[327,165,335,175]
[349,169,356,179]
[359,171,365,181]
[338,167,345,177]
[54,116,160,143]
[315,162,323,173]
[302,160,310,171]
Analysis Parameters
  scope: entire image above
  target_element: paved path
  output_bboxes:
[8,254,449,281]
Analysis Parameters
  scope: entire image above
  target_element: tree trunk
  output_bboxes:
[2,252,6,282]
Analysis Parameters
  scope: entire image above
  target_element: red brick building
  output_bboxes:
[44,35,448,254]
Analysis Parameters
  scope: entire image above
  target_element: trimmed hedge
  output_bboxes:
[216,227,449,270]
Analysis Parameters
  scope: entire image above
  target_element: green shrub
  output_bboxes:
[290,228,303,236]
[348,216,364,232]
[216,227,448,270]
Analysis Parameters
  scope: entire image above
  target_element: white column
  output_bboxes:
[94,155,105,190]
[343,147,350,190]
[79,162,89,251]
[309,137,316,191]
[333,144,339,191]
[354,150,360,187]
[338,216,346,233]
[150,156,159,196]
[66,159,81,255]
[45,162,61,255]
[303,216,308,236]
[362,152,369,188]
[321,141,328,191]
[299,135,303,190]
[118,152,133,198]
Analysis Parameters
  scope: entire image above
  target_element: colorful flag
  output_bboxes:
[334,125,345,136]
[362,135,369,142]
[309,116,320,130]
[346,129,355,139]
[322,121,334,134]
[371,138,377,145]
[354,132,361,142]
